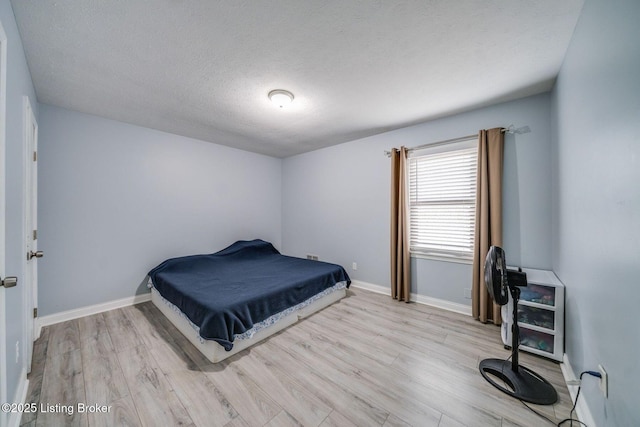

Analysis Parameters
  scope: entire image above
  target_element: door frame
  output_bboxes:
[23,96,38,374]
[1,17,9,427]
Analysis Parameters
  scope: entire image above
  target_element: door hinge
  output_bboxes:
[33,229,37,240]
[33,151,37,161]
[33,308,38,318]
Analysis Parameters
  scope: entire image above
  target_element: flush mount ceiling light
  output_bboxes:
[268,89,294,108]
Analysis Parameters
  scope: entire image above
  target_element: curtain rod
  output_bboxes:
[384,125,529,157]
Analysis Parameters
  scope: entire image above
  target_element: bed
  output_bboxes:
[147,239,351,363]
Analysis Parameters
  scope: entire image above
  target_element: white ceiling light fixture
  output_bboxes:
[268,89,294,108]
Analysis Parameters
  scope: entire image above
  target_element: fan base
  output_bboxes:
[479,358,558,405]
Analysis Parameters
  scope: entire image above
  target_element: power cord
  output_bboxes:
[521,399,557,425]
[557,370,601,427]
[498,354,599,427]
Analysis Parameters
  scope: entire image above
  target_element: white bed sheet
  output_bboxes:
[150,283,347,363]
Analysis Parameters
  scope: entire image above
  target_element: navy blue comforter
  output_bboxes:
[148,240,350,351]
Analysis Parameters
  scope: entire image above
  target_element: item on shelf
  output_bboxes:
[521,283,556,306]
[518,306,555,330]
[520,329,554,353]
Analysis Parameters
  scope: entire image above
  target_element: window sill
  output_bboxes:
[410,252,473,265]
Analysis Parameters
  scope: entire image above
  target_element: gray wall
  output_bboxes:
[282,93,553,305]
[1,0,39,410]
[38,104,282,315]
[551,0,640,424]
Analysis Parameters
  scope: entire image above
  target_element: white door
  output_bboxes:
[1,18,9,427]
[23,97,39,374]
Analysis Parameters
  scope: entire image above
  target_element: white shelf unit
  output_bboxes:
[501,268,565,362]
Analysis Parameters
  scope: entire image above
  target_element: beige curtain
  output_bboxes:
[390,147,411,302]
[472,128,505,323]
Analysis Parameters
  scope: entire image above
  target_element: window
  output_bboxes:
[408,137,478,262]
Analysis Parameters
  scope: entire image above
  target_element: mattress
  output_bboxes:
[147,239,351,360]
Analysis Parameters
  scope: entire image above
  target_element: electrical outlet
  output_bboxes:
[352,262,358,271]
[306,254,319,261]
[598,364,608,398]
[15,341,19,364]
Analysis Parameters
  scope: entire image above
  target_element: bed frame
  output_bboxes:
[151,286,347,363]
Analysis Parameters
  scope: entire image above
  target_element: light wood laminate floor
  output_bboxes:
[21,288,572,427]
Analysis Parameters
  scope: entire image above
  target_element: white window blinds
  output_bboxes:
[408,138,478,261]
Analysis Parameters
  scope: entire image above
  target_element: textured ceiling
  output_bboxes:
[11,0,584,158]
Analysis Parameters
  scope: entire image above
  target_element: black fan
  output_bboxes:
[478,246,558,405]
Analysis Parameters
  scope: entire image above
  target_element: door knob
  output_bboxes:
[1,276,18,288]
[28,250,44,260]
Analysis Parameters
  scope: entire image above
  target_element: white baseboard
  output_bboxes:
[411,293,472,316]
[9,369,28,427]
[35,293,151,338]
[350,280,389,296]
[561,353,596,427]
[350,280,472,316]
